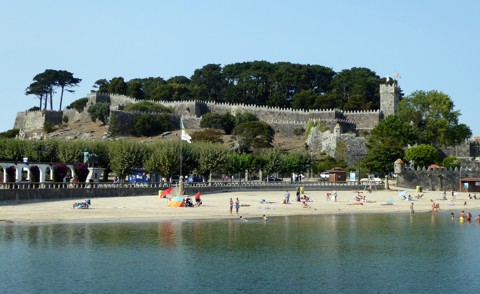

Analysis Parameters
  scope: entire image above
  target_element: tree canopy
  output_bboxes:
[25,69,81,110]
[89,61,388,112]
[398,90,471,147]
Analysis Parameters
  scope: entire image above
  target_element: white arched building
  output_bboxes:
[0,162,75,183]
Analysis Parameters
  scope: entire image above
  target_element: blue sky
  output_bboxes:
[1,0,478,136]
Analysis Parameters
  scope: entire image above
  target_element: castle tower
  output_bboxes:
[380,83,401,118]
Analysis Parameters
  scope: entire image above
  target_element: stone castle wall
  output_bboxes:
[92,93,382,130]
[397,166,480,191]
[343,110,380,130]
[306,128,367,166]
[14,110,63,133]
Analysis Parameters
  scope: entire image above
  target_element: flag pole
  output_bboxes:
[180,117,183,180]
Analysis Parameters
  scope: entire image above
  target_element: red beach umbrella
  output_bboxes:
[161,188,174,198]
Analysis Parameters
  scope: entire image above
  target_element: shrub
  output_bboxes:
[62,115,69,124]
[88,103,110,125]
[200,112,235,134]
[28,106,41,111]
[53,163,69,182]
[67,97,89,112]
[74,162,89,182]
[43,122,56,133]
[0,129,19,138]
[29,166,40,182]
[132,114,169,136]
[6,166,15,182]
[123,101,172,113]
[294,128,305,136]
[191,128,224,143]
[442,156,461,169]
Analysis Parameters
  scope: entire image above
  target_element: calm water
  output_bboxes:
[1,212,480,293]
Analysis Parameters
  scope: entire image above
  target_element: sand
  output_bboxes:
[0,187,479,224]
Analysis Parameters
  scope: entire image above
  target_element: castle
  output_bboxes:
[14,82,474,167]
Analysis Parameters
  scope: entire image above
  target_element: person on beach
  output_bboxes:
[410,203,415,214]
[476,214,480,224]
[333,191,337,202]
[195,191,202,206]
[284,191,290,204]
[460,210,465,223]
[296,188,301,202]
[262,214,267,222]
[230,198,234,214]
[235,198,240,214]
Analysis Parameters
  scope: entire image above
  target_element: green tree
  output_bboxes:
[361,115,418,174]
[26,69,81,110]
[258,148,283,179]
[190,64,225,101]
[200,112,235,134]
[92,79,109,93]
[194,143,228,182]
[108,77,128,95]
[67,97,88,112]
[108,140,148,180]
[127,80,145,100]
[88,103,110,125]
[281,150,314,176]
[291,90,318,109]
[234,112,258,126]
[442,156,461,169]
[313,156,338,174]
[404,144,439,169]
[55,70,81,110]
[398,90,471,147]
[132,114,169,136]
[328,67,383,110]
[144,141,196,178]
[222,152,253,184]
[232,121,275,153]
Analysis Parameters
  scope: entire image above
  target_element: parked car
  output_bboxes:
[319,172,329,180]
[187,176,204,183]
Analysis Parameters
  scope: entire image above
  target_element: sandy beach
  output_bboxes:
[1,187,479,223]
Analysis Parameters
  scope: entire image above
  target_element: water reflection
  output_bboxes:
[2,212,480,293]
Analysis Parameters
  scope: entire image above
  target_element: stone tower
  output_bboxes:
[380,83,401,118]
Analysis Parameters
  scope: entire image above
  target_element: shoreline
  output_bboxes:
[1,188,479,225]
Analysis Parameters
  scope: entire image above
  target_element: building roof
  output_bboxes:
[460,178,480,181]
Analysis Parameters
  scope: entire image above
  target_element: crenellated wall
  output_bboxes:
[397,166,480,191]
[14,110,63,133]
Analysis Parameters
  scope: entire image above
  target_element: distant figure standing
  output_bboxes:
[296,188,301,202]
[284,191,290,204]
[443,190,447,200]
[235,198,240,214]
[410,203,415,214]
[262,214,267,222]
[229,198,234,214]
[83,150,90,165]
[333,190,337,202]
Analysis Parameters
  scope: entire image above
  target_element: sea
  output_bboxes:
[1,212,480,293]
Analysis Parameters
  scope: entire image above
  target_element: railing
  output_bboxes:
[0,180,381,190]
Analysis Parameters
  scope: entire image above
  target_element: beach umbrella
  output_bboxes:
[398,190,409,197]
[167,196,184,207]
[161,188,174,197]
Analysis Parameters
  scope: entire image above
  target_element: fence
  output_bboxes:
[0,180,383,202]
